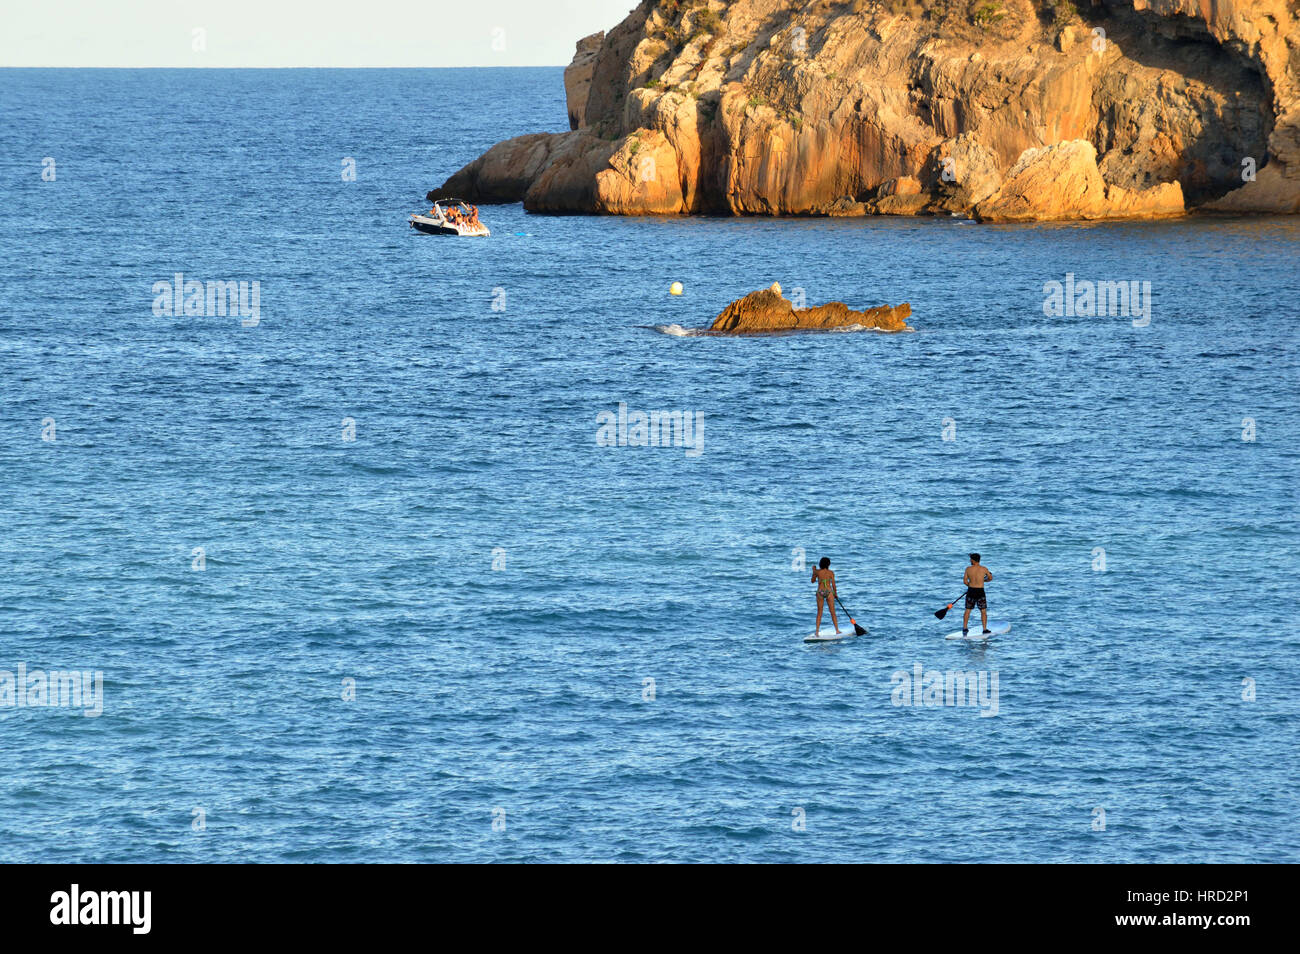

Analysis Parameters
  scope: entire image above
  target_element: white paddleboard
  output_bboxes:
[804,629,859,643]
[945,621,1011,640]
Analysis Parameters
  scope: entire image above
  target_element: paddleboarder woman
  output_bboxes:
[812,557,841,636]
[962,553,993,636]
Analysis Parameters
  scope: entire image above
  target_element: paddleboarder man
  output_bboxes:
[812,557,841,636]
[962,553,992,636]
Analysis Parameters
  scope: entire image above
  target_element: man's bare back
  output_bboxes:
[962,553,992,634]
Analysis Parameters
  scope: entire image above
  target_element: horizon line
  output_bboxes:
[0,64,569,70]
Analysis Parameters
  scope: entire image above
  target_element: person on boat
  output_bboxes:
[469,205,480,225]
[811,557,840,636]
[962,553,993,636]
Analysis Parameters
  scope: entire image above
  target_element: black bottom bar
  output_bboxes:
[0,863,1275,940]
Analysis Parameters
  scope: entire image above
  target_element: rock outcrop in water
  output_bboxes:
[430,0,1300,221]
[707,284,912,333]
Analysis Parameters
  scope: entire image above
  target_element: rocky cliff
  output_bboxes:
[431,0,1300,220]
[565,31,605,129]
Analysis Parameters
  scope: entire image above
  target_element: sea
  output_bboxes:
[1,67,1297,862]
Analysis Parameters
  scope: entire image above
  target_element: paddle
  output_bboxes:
[834,595,869,636]
[934,594,966,620]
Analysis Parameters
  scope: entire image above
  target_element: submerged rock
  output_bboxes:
[707,286,912,335]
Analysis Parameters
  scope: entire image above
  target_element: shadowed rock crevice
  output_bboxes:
[1086,1,1273,204]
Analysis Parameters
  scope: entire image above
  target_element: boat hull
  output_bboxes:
[409,216,489,237]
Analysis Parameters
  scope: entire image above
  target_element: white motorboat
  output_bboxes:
[409,198,490,237]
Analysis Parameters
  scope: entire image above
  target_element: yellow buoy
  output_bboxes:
[669,281,684,296]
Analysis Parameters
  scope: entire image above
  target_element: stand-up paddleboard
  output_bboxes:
[945,620,1011,640]
[804,628,864,643]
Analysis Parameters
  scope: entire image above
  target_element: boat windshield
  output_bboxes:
[419,201,481,225]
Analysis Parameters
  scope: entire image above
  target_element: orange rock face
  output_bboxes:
[974,141,1186,222]
[708,287,912,335]
[430,0,1300,220]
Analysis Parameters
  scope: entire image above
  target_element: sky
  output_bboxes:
[0,0,638,67]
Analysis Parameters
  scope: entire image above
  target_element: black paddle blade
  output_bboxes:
[934,605,952,620]
[853,621,868,636]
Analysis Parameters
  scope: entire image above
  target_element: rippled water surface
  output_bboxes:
[1,68,1298,862]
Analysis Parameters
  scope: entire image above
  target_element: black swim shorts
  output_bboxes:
[964,588,987,610]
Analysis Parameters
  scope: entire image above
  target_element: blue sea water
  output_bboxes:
[1,67,1298,863]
